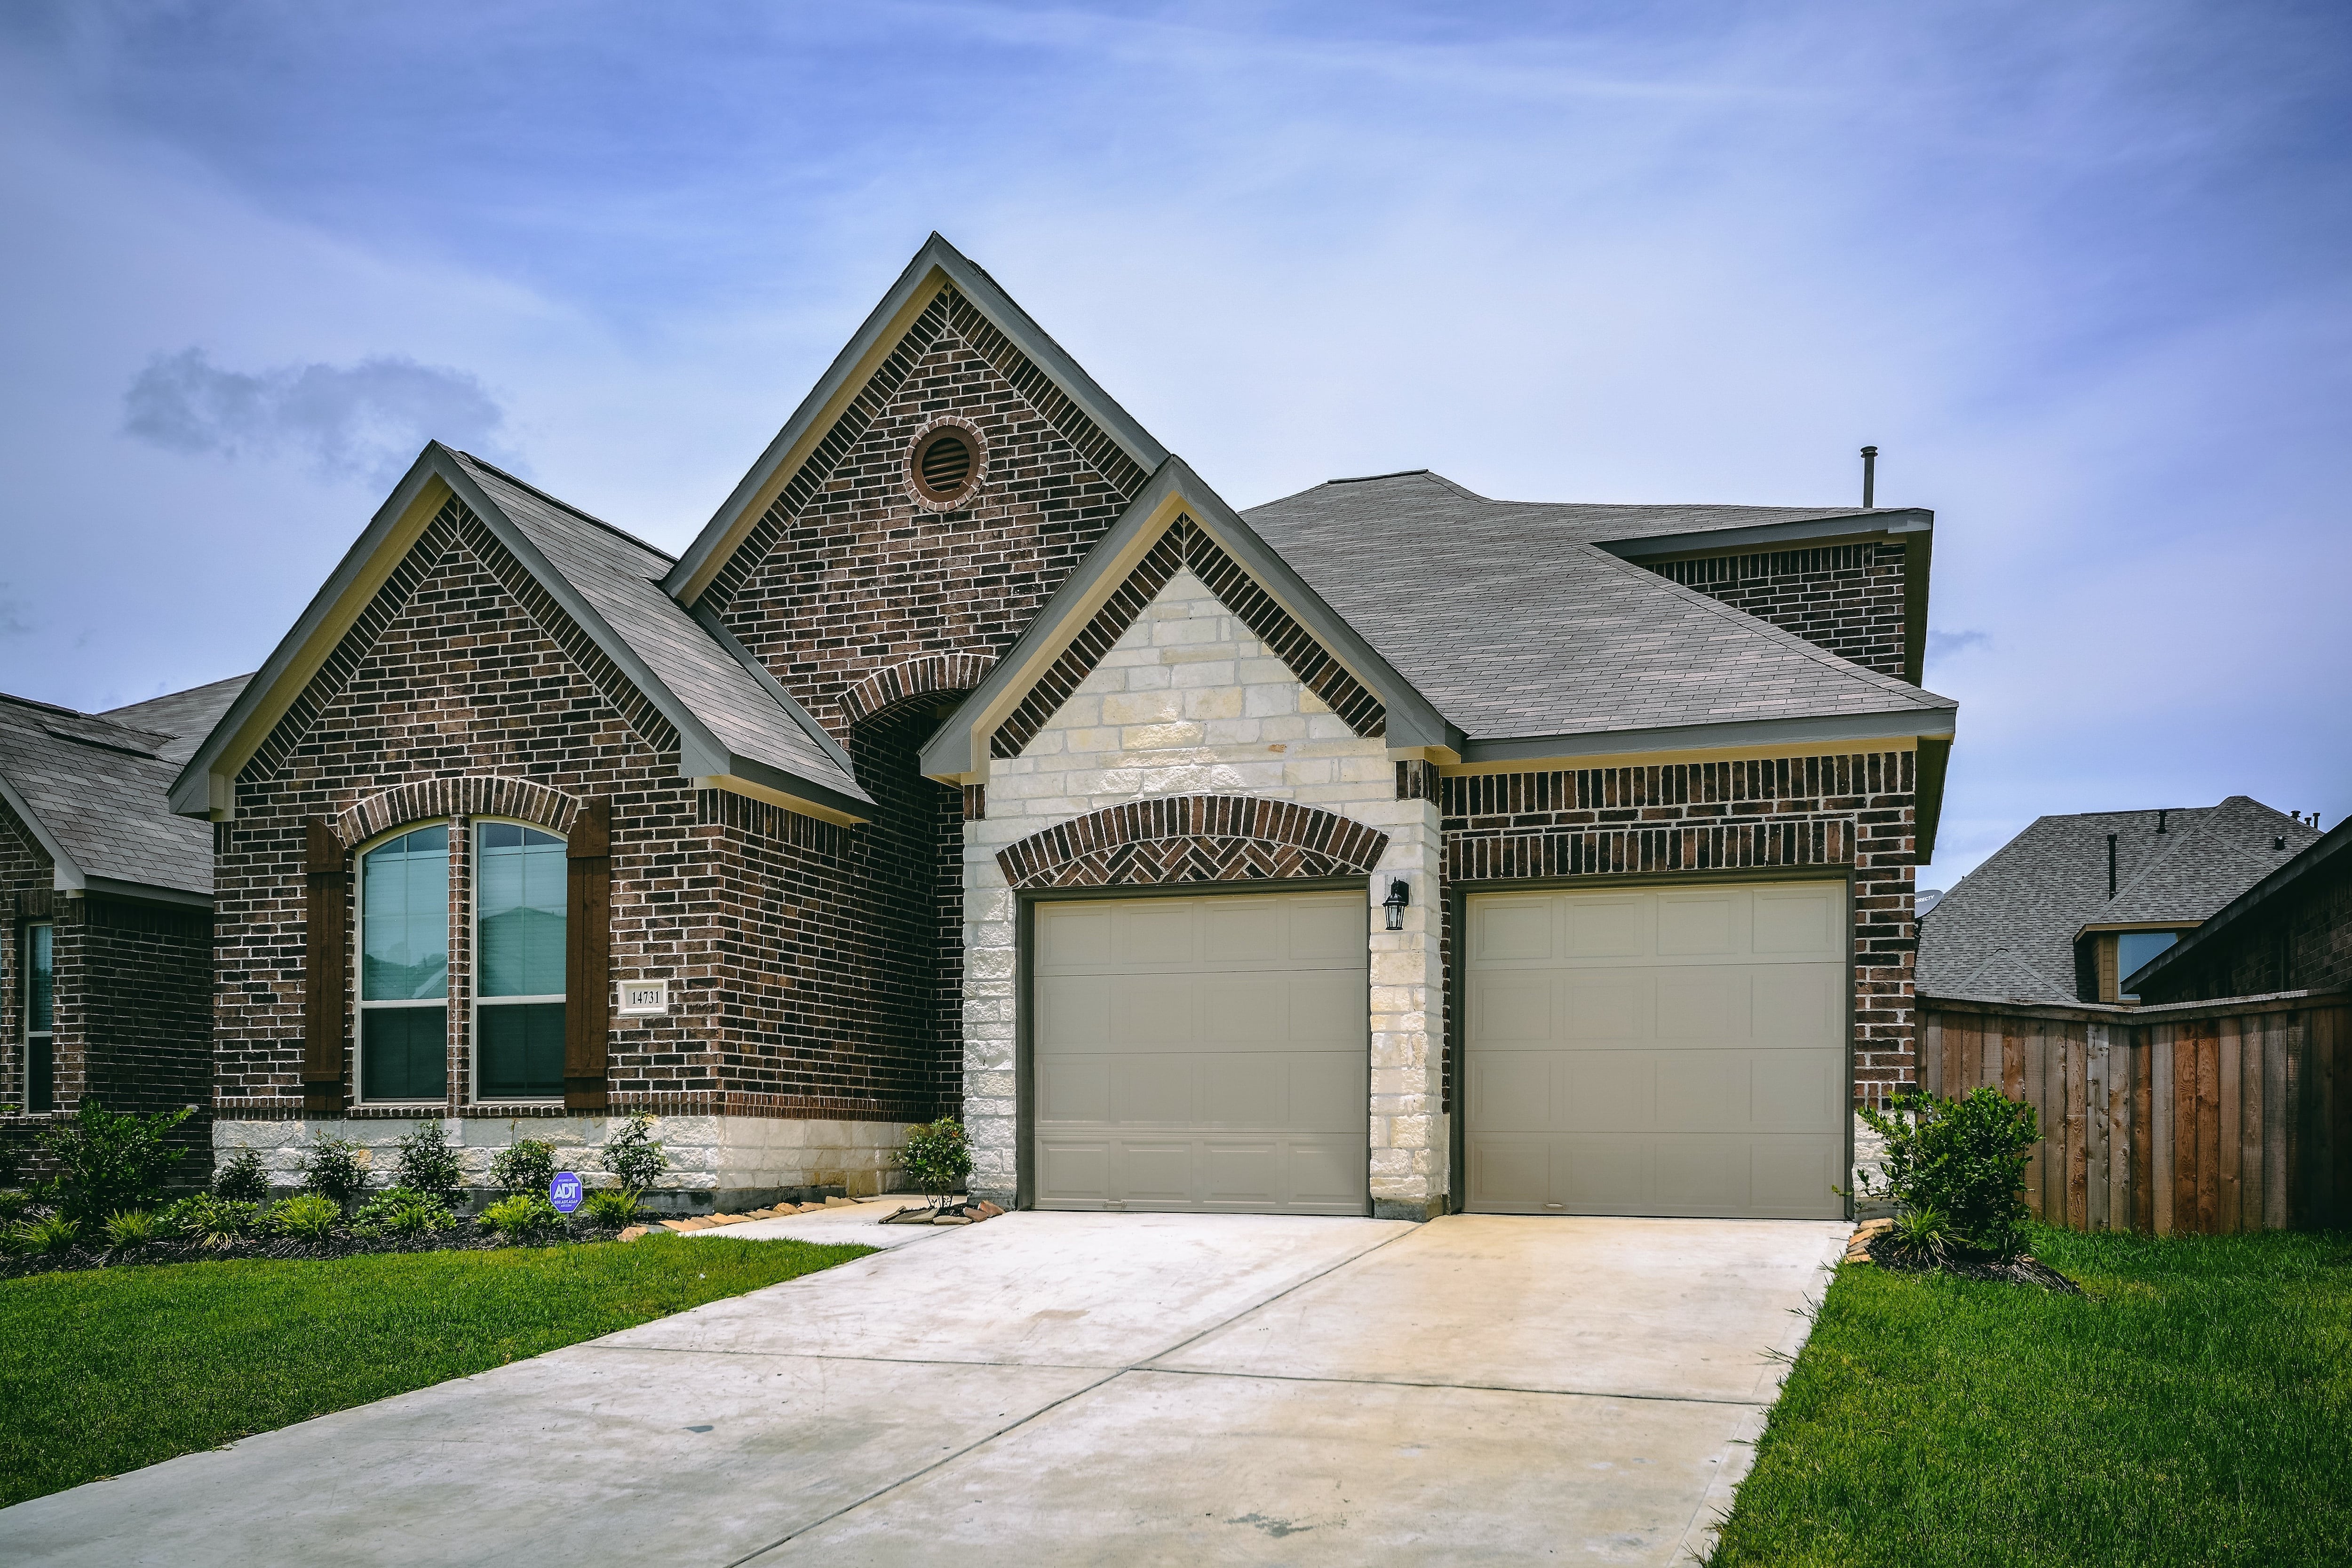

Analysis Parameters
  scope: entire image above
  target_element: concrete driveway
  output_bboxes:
[0,1205,1845,1566]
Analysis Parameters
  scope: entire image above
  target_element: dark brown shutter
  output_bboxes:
[302,820,350,1111]
[564,798,612,1111]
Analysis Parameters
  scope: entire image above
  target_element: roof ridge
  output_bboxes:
[453,451,678,567]
[0,690,89,719]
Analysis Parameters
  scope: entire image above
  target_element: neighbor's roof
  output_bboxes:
[2125,813,2352,995]
[1242,470,1955,751]
[0,679,250,901]
[1918,796,2319,1003]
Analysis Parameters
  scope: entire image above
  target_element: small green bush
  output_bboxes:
[103,1210,161,1250]
[580,1187,639,1227]
[40,1100,194,1223]
[1856,1085,2040,1259]
[480,1193,565,1243]
[212,1146,270,1204]
[6,1213,81,1257]
[352,1186,453,1237]
[161,1194,262,1249]
[0,1188,34,1224]
[298,1135,371,1210]
[392,1122,465,1208]
[900,1117,972,1205]
[490,1137,557,1197]
[598,1114,668,1194]
[268,1193,343,1243]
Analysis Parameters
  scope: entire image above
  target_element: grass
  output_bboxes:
[0,1233,871,1508]
[1711,1225,2352,1567]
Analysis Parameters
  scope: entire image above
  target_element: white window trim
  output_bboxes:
[22,918,54,1114]
[353,820,453,1107]
[468,817,567,1106]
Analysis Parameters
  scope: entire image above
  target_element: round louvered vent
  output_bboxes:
[912,428,976,503]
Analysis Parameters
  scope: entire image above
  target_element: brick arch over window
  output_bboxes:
[997,796,1391,889]
[331,776,579,849]
[838,653,993,728]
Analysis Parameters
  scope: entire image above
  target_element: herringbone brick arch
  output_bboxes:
[331,776,580,848]
[839,653,993,727]
[996,796,1391,889]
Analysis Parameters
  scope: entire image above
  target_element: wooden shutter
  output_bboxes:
[302,820,350,1111]
[564,798,612,1111]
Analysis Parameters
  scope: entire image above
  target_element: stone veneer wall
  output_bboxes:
[964,565,1447,1218]
[1649,542,1908,681]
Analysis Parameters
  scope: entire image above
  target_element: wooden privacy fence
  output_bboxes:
[1919,992,2351,1235]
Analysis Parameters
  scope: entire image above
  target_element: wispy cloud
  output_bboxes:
[1927,629,1990,664]
[122,349,511,486]
[0,586,32,637]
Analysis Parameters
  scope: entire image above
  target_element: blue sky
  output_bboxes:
[2,1,2346,885]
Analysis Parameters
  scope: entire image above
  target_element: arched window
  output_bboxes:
[474,821,566,1099]
[358,824,450,1101]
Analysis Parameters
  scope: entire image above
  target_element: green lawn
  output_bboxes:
[1712,1225,2352,1567]
[0,1234,871,1508]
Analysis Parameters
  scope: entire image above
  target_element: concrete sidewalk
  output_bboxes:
[0,1210,1844,1566]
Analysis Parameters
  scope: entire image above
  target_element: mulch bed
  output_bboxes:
[1860,1233,2084,1293]
[0,1218,636,1281]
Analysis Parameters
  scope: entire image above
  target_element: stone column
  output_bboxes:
[1367,795,1447,1220]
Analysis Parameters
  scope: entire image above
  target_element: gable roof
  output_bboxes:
[2125,813,2352,995]
[170,444,870,824]
[1919,796,2318,1003]
[1242,470,1955,761]
[0,680,249,904]
[664,232,1169,607]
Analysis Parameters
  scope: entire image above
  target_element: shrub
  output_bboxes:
[299,1135,372,1210]
[269,1193,344,1243]
[1856,1086,2040,1259]
[39,1100,194,1223]
[0,1188,31,1224]
[161,1194,262,1249]
[491,1137,558,1197]
[580,1186,639,1227]
[6,1212,81,1257]
[900,1118,972,1206]
[103,1209,162,1249]
[213,1146,271,1204]
[353,1186,454,1237]
[599,1115,669,1195]
[393,1121,465,1207]
[480,1193,565,1243]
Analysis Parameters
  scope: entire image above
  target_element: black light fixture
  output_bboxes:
[1383,878,1411,931]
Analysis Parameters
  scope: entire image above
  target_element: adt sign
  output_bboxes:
[549,1171,584,1213]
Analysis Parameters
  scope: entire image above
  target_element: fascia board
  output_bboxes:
[1593,508,1934,562]
[686,602,874,805]
[2125,820,2352,993]
[0,768,84,891]
[713,756,873,825]
[82,876,212,910]
[1459,706,1957,765]
[170,450,453,818]
[665,232,1169,606]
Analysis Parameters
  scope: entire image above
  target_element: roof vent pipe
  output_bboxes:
[1861,446,1878,508]
[2157,809,2168,834]
[2107,832,2118,898]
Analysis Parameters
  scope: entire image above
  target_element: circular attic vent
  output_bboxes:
[911,427,977,505]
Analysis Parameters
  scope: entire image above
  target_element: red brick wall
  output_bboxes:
[2137,857,2352,1004]
[1,797,49,1119]
[1648,543,1908,681]
[1439,749,1921,1105]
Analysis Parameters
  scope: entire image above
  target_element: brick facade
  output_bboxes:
[996,795,1392,889]
[2137,855,2352,1004]
[1648,542,1908,680]
[1438,749,1922,1105]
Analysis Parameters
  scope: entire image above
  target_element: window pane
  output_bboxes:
[26,922,52,1035]
[477,826,566,998]
[2118,931,2180,996]
[28,1037,53,1114]
[361,1006,448,1100]
[362,828,449,1001]
[478,1002,565,1098]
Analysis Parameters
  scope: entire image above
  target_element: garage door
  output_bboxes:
[1464,881,1846,1219]
[1031,890,1368,1214]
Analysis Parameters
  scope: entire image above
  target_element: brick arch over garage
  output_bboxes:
[331,776,579,848]
[838,653,993,728]
[997,796,1391,889]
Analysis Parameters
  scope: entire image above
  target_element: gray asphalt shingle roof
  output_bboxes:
[101,674,254,765]
[1918,796,2319,1003]
[1242,470,1954,741]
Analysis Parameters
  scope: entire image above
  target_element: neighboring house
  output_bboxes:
[1918,796,2321,1006]
[1,676,249,1183]
[170,233,1957,1220]
[2126,815,2352,1004]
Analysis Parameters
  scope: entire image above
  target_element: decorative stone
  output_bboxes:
[823,1196,854,1208]
[932,1213,971,1226]
[617,1226,648,1242]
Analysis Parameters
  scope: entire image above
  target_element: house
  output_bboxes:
[1918,796,2321,1006]
[2,676,249,1183]
[2125,814,2352,1004]
[169,234,1956,1219]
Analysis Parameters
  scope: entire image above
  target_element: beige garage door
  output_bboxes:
[1031,890,1368,1214]
[1465,881,1847,1220]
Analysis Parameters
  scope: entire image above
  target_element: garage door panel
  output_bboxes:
[1656,893,1739,956]
[1557,1050,1651,1131]
[1560,971,1650,1041]
[1200,898,1285,963]
[1202,974,1298,1045]
[1034,974,1111,1049]
[1652,1051,1747,1131]
[1200,1141,1279,1204]
[1038,1057,1112,1122]
[1653,1137,1749,1210]
[1036,1141,1110,1205]
[1560,1136,1650,1209]
[1749,1051,1843,1129]
[1283,1052,1363,1132]
[1112,975,1201,1044]
[1118,903,1200,963]
[1654,970,1746,1041]
[1752,966,1839,1038]
[1469,1136,1549,1207]
[1109,1055,1197,1124]
[1468,1049,1550,1132]
[1475,898,1554,962]
[1753,887,1840,955]
[1285,897,1367,961]
[1563,895,1645,958]
[1472,971,1552,1043]
[1287,1138,1367,1205]
[1037,904,1114,967]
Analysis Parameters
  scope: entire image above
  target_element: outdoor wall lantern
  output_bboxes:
[1383,878,1412,931]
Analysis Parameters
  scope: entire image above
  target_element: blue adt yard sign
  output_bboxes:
[549,1172,584,1213]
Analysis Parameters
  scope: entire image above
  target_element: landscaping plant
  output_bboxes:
[103,1210,162,1250]
[161,1194,262,1249]
[352,1187,454,1237]
[490,1136,558,1198]
[0,1189,31,1224]
[38,1099,193,1224]
[899,1117,972,1208]
[1854,1085,2039,1260]
[7,1213,80,1257]
[212,1146,270,1204]
[480,1193,565,1243]
[392,1122,465,1208]
[268,1194,344,1243]
[298,1134,372,1210]
[597,1115,667,1196]
[580,1187,639,1227]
